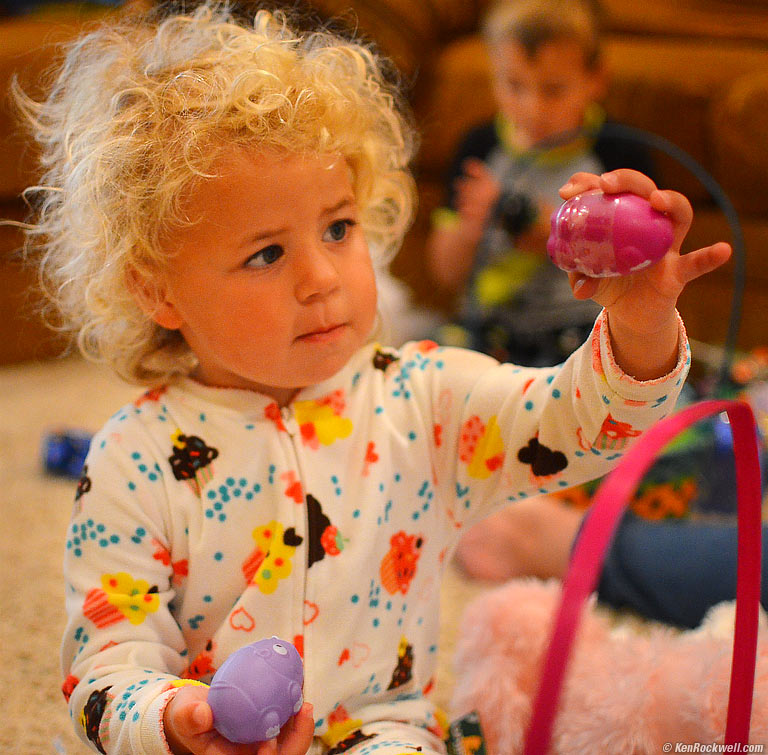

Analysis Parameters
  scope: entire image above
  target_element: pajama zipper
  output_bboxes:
[280,405,313,718]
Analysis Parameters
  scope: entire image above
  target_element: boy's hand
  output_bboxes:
[559,169,731,379]
[163,685,315,755]
[454,158,502,236]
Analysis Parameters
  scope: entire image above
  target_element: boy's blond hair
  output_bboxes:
[16,2,417,385]
[483,0,602,68]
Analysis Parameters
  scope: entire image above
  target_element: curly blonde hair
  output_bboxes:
[17,2,417,384]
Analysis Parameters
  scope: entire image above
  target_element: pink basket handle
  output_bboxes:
[524,399,763,752]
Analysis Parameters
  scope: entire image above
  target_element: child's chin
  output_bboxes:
[307,354,355,383]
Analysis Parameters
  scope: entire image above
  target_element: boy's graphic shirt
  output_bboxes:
[61,311,690,754]
[433,110,656,366]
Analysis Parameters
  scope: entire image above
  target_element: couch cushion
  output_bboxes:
[711,71,768,216]
[0,202,66,364]
[310,0,491,80]
[412,36,495,180]
[600,36,768,207]
[601,0,768,43]
[0,12,111,200]
[679,209,768,351]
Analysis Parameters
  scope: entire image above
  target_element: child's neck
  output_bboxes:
[189,366,301,407]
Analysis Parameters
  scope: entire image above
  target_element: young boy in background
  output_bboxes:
[427,0,652,367]
[427,0,662,581]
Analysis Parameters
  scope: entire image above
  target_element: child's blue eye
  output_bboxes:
[324,219,354,243]
[246,244,284,268]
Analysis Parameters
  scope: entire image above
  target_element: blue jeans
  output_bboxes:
[591,513,767,628]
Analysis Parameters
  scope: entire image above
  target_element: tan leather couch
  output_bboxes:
[2,0,767,364]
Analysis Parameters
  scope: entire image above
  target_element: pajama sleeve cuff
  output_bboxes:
[597,309,690,404]
[140,688,178,755]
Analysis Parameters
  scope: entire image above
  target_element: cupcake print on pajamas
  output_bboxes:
[380,531,423,595]
[387,636,414,689]
[459,415,505,479]
[82,586,125,629]
[593,414,642,451]
[81,686,113,753]
[168,429,219,496]
[82,573,160,627]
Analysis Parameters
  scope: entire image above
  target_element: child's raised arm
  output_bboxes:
[560,169,731,381]
[426,158,502,292]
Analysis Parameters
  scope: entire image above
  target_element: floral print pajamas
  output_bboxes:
[62,312,690,754]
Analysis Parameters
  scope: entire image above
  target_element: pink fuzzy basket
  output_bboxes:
[452,400,765,753]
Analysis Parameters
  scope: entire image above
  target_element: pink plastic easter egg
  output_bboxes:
[546,191,674,277]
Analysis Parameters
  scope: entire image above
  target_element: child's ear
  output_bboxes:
[126,266,184,330]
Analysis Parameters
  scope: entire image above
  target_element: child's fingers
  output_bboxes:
[168,692,213,741]
[197,702,215,734]
[255,739,278,755]
[559,171,602,199]
[184,701,214,736]
[455,176,490,201]
[649,189,694,249]
[598,168,657,197]
[274,703,315,754]
[462,157,491,177]
[568,273,601,300]
[675,242,732,284]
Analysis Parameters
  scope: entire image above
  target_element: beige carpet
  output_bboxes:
[0,355,491,755]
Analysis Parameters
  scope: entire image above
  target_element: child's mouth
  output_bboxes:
[297,323,347,343]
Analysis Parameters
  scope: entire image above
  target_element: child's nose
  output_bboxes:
[520,89,544,115]
[295,245,341,302]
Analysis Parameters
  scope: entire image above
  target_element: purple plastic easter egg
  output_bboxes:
[546,190,674,277]
[208,637,304,744]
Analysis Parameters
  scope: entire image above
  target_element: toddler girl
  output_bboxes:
[18,4,729,754]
